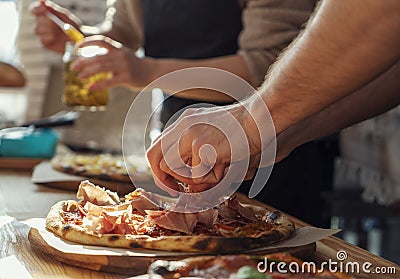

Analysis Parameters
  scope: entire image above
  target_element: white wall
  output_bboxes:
[0,0,27,124]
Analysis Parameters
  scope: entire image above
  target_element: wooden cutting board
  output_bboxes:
[28,228,316,275]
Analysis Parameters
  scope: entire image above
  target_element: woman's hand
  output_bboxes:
[31,0,82,53]
[72,35,155,90]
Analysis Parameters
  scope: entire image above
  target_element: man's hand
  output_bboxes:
[72,35,155,90]
[146,101,273,193]
[31,0,82,53]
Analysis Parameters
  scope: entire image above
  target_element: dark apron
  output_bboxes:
[142,0,242,126]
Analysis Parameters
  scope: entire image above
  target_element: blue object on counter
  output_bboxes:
[0,126,59,158]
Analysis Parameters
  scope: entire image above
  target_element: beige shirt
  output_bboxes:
[106,0,317,87]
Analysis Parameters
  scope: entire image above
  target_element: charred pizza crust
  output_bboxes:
[46,199,295,253]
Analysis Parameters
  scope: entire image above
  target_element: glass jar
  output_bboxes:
[62,42,110,111]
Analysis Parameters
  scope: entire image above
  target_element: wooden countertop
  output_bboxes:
[0,168,399,278]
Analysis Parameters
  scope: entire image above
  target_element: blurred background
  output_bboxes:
[0,0,26,123]
[0,0,153,154]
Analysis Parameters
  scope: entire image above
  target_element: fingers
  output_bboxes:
[146,137,180,192]
[147,118,198,192]
[161,140,192,179]
[153,172,180,196]
[146,105,267,194]
[86,75,120,91]
[34,16,69,52]
[191,138,226,185]
[244,168,257,181]
[73,56,110,78]
[187,183,216,192]
[148,120,230,192]
[31,1,72,52]
[157,123,197,185]
[72,49,120,73]
[77,36,123,50]
[70,39,130,89]
[147,121,188,187]
[157,143,226,188]
[159,158,192,185]
[30,1,47,16]
[32,1,81,27]
[147,111,205,191]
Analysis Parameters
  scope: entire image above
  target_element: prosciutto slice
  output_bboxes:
[77,180,120,206]
[84,201,130,216]
[101,205,135,234]
[217,196,257,222]
[82,214,103,234]
[217,203,237,221]
[228,197,257,221]
[125,188,159,213]
[82,201,136,234]
[197,209,218,228]
[146,210,198,234]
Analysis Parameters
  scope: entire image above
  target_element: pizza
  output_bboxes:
[51,154,150,183]
[45,180,295,253]
[148,253,354,279]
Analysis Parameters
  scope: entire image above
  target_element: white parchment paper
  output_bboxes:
[23,218,340,257]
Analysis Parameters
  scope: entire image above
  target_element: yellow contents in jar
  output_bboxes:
[64,24,85,42]
[63,62,110,109]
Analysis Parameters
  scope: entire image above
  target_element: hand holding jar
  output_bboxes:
[63,42,111,111]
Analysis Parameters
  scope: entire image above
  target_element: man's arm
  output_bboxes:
[276,61,400,162]
[255,0,400,135]
[147,0,400,191]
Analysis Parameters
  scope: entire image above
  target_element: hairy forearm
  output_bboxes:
[145,55,251,101]
[277,61,400,161]
[257,0,400,134]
